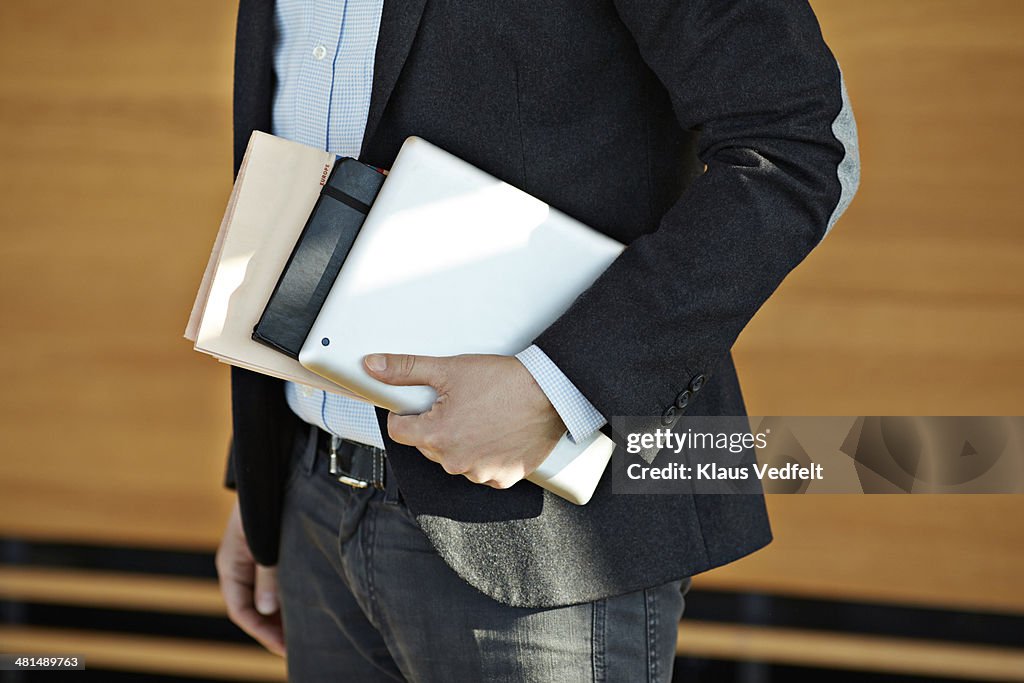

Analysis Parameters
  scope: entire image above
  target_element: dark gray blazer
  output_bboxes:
[227,0,858,608]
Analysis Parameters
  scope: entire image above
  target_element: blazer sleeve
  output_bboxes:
[532,0,859,430]
[224,439,238,490]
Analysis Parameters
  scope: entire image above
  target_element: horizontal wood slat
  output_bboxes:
[4,564,1022,679]
[0,626,286,681]
[0,566,225,616]
[678,620,1024,682]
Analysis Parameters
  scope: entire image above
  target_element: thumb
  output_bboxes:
[254,564,279,616]
[364,353,446,388]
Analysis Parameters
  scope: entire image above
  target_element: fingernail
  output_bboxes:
[365,354,387,372]
[256,592,278,615]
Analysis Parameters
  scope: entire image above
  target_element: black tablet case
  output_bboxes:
[252,158,386,359]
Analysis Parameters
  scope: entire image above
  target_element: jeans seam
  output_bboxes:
[328,495,405,682]
[646,588,659,682]
[334,491,357,601]
[364,503,382,629]
[362,501,413,683]
[591,597,606,683]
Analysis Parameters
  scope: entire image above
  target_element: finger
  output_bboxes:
[386,412,434,449]
[232,603,286,656]
[218,559,253,616]
[483,478,518,490]
[215,544,255,616]
[463,469,490,485]
[215,505,285,656]
[219,570,286,656]
[254,565,279,616]
[364,353,447,387]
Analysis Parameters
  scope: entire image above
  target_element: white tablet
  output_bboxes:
[300,136,623,504]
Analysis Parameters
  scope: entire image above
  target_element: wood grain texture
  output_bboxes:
[715,0,1024,615]
[0,626,286,681]
[677,621,1024,681]
[0,0,239,548]
[0,0,1022,616]
[0,566,225,616]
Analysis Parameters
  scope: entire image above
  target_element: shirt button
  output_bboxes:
[675,390,691,410]
[312,44,328,60]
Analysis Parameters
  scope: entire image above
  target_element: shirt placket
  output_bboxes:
[295,0,346,150]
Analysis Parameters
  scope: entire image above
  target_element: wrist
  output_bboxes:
[511,356,567,435]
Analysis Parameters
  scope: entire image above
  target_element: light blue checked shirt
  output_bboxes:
[273,0,606,447]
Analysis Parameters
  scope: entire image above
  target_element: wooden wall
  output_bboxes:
[712,0,1024,615]
[0,0,238,548]
[1,0,1022,625]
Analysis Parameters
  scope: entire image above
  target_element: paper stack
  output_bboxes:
[185,131,361,397]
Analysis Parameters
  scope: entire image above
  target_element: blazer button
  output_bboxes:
[689,374,706,393]
[661,405,677,425]
[675,390,691,410]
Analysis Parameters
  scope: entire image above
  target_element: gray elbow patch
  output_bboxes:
[824,70,861,238]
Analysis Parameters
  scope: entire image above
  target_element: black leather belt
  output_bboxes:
[316,429,388,490]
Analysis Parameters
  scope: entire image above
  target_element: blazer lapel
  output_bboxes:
[361,0,429,153]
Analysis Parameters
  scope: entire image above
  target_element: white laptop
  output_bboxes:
[299,137,623,504]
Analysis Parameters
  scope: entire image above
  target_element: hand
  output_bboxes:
[365,353,566,489]
[215,500,285,656]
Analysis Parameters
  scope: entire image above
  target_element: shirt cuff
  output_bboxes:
[515,345,607,443]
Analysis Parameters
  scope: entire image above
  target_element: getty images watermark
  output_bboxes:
[608,416,1024,494]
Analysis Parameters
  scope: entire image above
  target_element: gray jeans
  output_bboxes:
[277,432,687,682]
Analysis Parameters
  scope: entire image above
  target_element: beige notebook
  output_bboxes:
[185,132,362,398]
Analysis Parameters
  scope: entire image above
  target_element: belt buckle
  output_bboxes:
[337,474,369,489]
[328,435,375,489]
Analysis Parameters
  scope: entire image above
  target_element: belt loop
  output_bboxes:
[374,449,384,491]
[383,458,401,503]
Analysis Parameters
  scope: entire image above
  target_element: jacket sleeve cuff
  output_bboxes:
[515,345,607,443]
